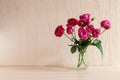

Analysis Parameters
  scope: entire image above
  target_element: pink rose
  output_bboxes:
[79,13,91,21]
[78,28,89,40]
[92,28,101,38]
[86,25,94,32]
[66,27,74,34]
[55,25,65,37]
[78,13,91,27]
[66,18,78,27]
[78,19,87,27]
[100,20,111,29]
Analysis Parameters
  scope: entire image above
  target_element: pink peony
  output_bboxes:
[92,28,101,38]
[66,27,74,34]
[78,28,89,40]
[78,13,91,27]
[66,18,78,27]
[100,20,111,29]
[55,25,65,37]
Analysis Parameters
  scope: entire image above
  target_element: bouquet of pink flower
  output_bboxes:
[54,13,111,70]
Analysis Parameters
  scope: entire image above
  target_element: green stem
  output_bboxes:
[101,29,106,34]
[91,38,94,42]
[99,27,102,30]
[82,56,88,66]
[74,27,76,39]
[64,33,74,42]
[71,27,76,42]
[72,34,74,39]
[78,55,83,67]
[77,48,88,68]
[78,54,87,68]
[82,49,88,67]
[77,53,81,68]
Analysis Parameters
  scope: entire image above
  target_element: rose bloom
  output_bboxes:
[66,27,74,34]
[66,18,78,27]
[78,13,91,27]
[92,28,101,38]
[78,28,89,40]
[79,13,91,21]
[86,25,94,32]
[100,20,111,29]
[78,19,87,27]
[54,25,65,37]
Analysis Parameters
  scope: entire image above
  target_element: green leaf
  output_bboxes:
[92,39,101,44]
[71,45,77,54]
[91,39,103,57]
[74,39,79,44]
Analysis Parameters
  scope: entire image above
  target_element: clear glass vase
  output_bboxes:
[76,52,88,70]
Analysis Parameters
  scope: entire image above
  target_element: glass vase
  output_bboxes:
[76,52,88,70]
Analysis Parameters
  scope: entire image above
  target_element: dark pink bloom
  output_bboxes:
[78,19,87,27]
[78,13,91,27]
[55,25,65,37]
[87,25,95,32]
[100,20,111,29]
[66,18,78,27]
[79,13,91,21]
[92,28,101,38]
[78,28,89,40]
[66,27,74,34]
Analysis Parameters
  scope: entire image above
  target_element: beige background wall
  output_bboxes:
[0,0,119,67]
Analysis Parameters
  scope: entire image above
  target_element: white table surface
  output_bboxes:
[0,66,120,80]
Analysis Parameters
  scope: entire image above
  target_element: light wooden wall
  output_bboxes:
[0,0,119,67]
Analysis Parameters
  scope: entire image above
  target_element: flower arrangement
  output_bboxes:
[54,13,111,70]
